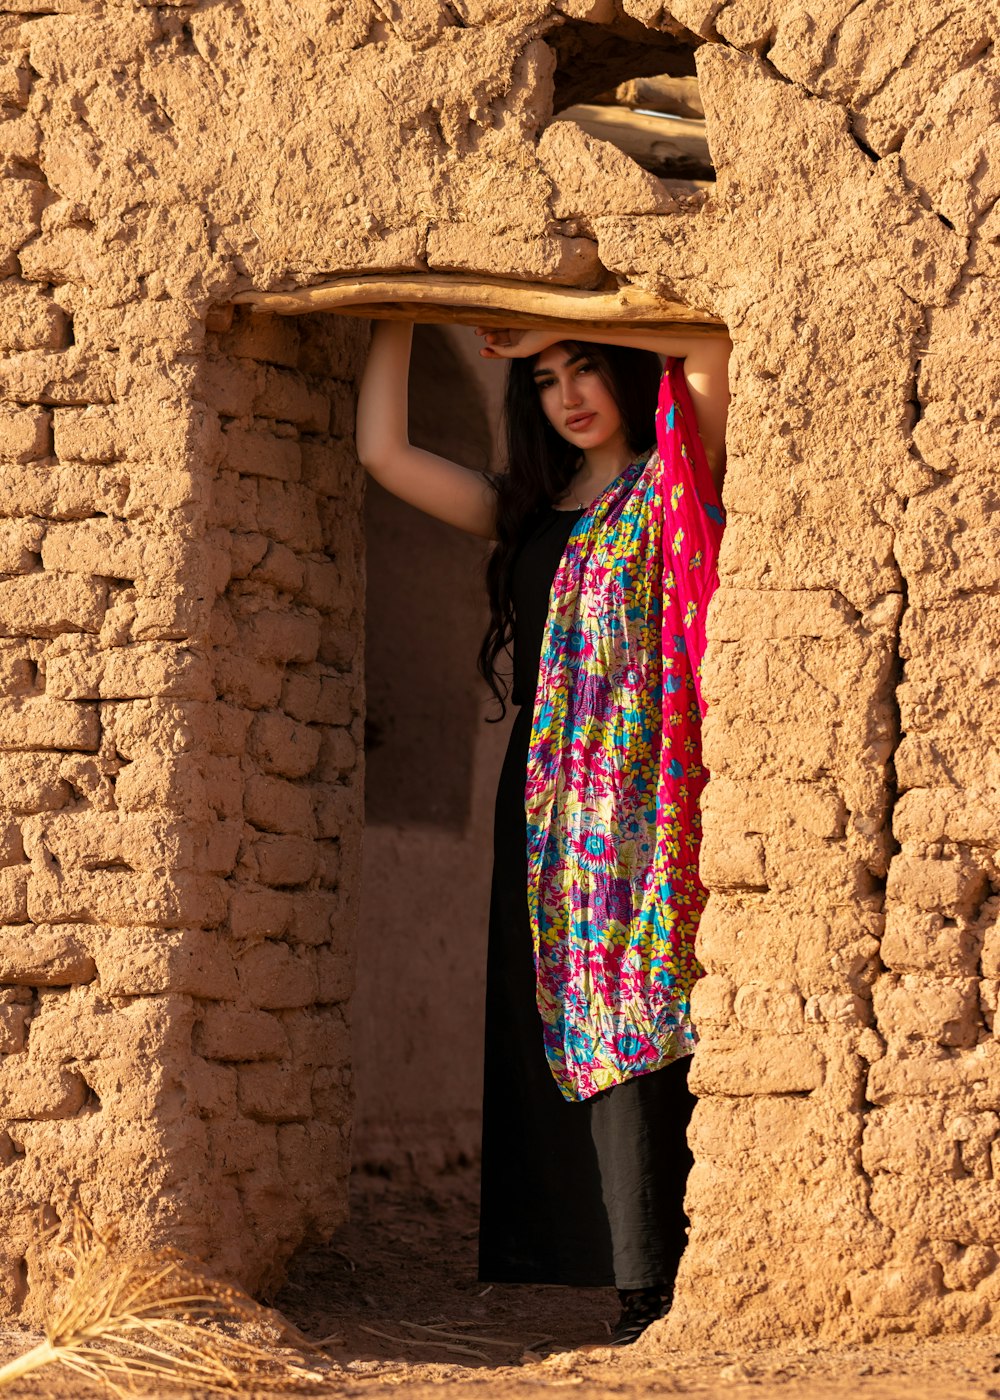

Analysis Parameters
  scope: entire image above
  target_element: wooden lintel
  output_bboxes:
[231,274,726,334]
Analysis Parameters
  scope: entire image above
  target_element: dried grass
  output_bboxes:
[0,1212,330,1396]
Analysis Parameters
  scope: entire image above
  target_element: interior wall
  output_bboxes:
[353,325,510,1173]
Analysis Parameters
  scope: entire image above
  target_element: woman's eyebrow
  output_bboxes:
[532,352,585,380]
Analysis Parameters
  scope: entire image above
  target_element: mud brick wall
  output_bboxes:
[0,178,367,1308]
[0,0,997,1341]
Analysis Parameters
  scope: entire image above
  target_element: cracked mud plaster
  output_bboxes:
[0,0,997,1346]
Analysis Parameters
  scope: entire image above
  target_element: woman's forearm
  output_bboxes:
[583,328,731,490]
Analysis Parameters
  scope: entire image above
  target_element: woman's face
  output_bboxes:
[532,343,625,451]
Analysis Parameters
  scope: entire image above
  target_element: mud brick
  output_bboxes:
[0,1002,29,1053]
[314,673,354,725]
[93,927,238,999]
[223,426,301,481]
[0,282,67,351]
[253,834,318,888]
[244,775,315,836]
[689,1033,826,1096]
[299,439,356,494]
[316,838,340,888]
[0,464,57,517]
[228,887,294,941]
[280,671,321,722]
[213,650,284,710]
[45,644,214,702]
[208,1119,277,1175]
[0,112,41,166]
[251,541,304,593]
[734,984,805,1033]
[241,609,320,665]
[0,698,98,752]
[51,405,119,462]
[0,926,94,984]
[707,587,857,641]
[300,558,344,613]
[194,1006,289,1062]
[316,948,353,1004]
[313,729,355,782]
[238,1062,313,1122]
[0,521,44,573]
[288,890,340,947]
[886,851,991,920]
[0,1063,86,1120]
[27,869,226,929]
[0,406,49,462]
[0,819,26,869]
[237,940,318,1009]
[873,974,981,1049]
[689,974,736,1027]
[196,357,260,418]
[277,1123,349,1203]
[0,178,45,265]
[41,519,149,577]
[0,753,70,813]
[313,782,358,839]
[0,573,106,636]
[248,709,321,779]
[256,365,329,431]
[188,1060,239,1117]
[699,829,767,891]
[257,480,323,552]
[220,310,300,367]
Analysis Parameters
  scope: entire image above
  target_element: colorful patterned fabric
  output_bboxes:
[525,357,726,1102]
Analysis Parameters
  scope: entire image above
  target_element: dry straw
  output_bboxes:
[0,1212,329,1396]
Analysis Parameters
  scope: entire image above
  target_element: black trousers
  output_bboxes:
[478,706,696,1290]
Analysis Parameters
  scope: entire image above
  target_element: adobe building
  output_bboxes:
[0,0,997,1348]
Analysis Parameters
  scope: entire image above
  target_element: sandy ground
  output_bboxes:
[2,1167,1000,1398]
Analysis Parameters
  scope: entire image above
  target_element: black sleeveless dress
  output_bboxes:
[477,505,696,1292]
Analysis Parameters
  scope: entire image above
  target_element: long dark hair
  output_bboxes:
[477,340,663,720]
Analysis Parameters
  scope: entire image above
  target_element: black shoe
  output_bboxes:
[609,1287,666,1346]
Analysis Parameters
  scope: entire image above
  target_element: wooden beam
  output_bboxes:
[606,75,704,120]
[556,104,712,180]
[231,273,726,334]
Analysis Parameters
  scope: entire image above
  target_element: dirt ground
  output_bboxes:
[2,1166,1000,1399]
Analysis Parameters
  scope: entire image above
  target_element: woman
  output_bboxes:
[356,318,730,1345]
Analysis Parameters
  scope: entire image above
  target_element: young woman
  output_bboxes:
[356,318,730,1345]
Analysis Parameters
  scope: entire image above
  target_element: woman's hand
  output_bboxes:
[475,326,562,360]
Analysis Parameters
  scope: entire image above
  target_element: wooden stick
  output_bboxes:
[609,75,705,120]
[232,273,725,334]
[556,104,712,178]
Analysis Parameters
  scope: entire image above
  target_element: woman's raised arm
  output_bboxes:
[355,320,498,539]
[478,324,731,496]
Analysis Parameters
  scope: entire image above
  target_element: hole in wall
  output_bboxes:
[547,20,714,187]
[548,16,698,112]
[10,1258,27,1314]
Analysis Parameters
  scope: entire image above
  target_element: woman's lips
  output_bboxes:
[565,412,596,431]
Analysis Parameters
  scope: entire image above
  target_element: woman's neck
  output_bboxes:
[570,439,635,502]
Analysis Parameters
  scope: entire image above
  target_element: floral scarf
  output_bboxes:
[525,356,726,1102]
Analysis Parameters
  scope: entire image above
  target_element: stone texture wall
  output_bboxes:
[0,242,367,1309]
[0,0,996,1343]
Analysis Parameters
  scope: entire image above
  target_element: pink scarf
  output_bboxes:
[525,357,725,1101]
